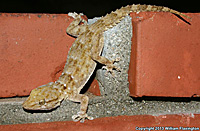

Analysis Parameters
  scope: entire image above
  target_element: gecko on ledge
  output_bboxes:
[23,4,190,122]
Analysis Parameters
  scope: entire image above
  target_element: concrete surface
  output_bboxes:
[1,96,200,125]
[93,16,132,97]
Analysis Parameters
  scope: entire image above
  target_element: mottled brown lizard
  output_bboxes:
[23,4,190,122]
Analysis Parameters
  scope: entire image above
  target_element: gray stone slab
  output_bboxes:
[1,96,200,125]
[96,16,132,97]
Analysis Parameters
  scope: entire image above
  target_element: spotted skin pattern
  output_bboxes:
[23,4,190,122]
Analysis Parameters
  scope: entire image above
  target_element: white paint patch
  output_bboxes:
[178,76,181,79]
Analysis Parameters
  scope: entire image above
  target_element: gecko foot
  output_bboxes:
[68,12,84,18]
[68,12,87,24]
[102,58,121,76]
[72,112,94,123]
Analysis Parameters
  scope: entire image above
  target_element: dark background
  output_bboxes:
[0,0,198,18]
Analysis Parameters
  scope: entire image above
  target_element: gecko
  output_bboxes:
[22,4,190,122]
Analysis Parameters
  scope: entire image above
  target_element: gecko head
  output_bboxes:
[23,83,64,111]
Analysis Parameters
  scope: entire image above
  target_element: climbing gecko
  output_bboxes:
[23,4,190,122]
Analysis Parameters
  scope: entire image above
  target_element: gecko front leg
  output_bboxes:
[67,12,88,37]
[68,93,93,123]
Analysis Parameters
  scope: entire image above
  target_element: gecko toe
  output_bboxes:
[72,115,81,122]
[68,12,78,18]
[72,113,93,122]
[102,58,121,76]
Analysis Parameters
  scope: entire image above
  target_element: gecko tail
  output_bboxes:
[100,4,190,32]
[167,8,191,19]
[128,4,191,19]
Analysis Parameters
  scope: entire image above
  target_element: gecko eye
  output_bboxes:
[39,99,45,105]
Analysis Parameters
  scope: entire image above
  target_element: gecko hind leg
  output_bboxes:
[91,33,121,76]
[68,94,93,122]
[102,57,121,75]
[93,55,121,76]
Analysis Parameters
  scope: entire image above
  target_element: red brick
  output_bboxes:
[1,12,199,98]
[129,12,200,97]
[88,79,101,96]
[0,13,98,97]
[0,13,76,97]
[1,114,200,131]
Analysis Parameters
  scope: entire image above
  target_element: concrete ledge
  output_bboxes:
[1,96,200,125]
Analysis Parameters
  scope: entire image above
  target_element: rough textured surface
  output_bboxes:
[92,16,132,97]
[1,96,200,125]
